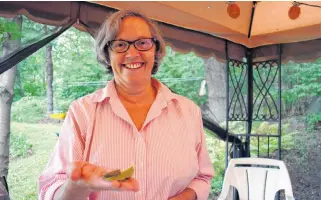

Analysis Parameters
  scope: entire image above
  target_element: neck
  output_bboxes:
[115,79,156,104]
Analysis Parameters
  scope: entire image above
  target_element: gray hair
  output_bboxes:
[95,10,166,74]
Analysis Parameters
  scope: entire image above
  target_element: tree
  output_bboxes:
[0,16,22,178]
[15,66,24,97]
[45,25,53,114]
[155,47,207,106]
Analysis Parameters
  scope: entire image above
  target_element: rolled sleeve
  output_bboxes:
[188,108,215,200]
[187,178,211,200]
[38,101,88,200]
[39,177,66,200]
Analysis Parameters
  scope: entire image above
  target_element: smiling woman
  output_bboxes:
[38,10,214,200]
[95,10,166,75]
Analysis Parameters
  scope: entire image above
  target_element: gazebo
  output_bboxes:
[1,1,321,198]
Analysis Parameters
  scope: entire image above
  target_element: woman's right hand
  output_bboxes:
[66,161,139,192]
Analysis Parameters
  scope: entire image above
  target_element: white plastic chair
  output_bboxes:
[218,158,295,200]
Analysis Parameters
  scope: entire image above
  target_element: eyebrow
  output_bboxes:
[114,36,152,41]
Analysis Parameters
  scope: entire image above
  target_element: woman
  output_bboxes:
[38,10,214,200]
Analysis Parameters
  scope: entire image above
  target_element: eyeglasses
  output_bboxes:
[107,38,157,53]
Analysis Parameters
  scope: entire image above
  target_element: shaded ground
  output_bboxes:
[282,117,321,200]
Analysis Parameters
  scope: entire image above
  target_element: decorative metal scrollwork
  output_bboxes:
[228,59,280,121]
[252,60,279,121]
[228,59,248,121]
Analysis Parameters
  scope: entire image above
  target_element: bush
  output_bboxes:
[11,96,47,123]
[10,131,33,158]
[306,113,321,131]
[205,131,226,195]
[250,122,294,156]
[54,98,74,113]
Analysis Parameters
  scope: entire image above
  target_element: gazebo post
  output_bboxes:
[277,44,282,160]
[225,41,230,169]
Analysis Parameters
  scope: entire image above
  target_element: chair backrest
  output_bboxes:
[218,158,295,200]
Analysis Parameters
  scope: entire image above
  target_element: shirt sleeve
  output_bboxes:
[187,108,215,200]
[38,101,88,200]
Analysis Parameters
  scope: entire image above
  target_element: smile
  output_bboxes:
[122,63,144,69]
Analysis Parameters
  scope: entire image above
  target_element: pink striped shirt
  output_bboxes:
[38,79,214,200]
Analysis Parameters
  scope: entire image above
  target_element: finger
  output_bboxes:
[127,177,139,192]
[111,180,121,189]
[82,164,96,181]
[120,178,139,191]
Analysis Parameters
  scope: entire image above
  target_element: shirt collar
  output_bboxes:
[88,78,179,104]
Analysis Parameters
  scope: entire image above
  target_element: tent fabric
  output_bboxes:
[95,1,321,48]
[0,1,321,64]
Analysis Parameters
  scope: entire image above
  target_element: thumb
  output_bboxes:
[66,161,86,181]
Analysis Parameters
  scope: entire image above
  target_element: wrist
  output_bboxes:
[65,180,92,195]
[54,180,92,200]
[181,188,196,200]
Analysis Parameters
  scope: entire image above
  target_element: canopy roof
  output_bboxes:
[96,1,321,48]
[0,1,321,63]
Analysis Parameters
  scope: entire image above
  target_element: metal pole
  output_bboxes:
[246,48,253,157]
[225,41,230,169]
[277,44,282,160]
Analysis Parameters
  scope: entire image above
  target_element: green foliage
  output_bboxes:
[10,131,33,158]
[205,130,225,195]
[283,60,321,99]
[0,18,22,49]
[228,58,321,117]
[223,121,294,157]
[52,27,107,100]
[306,113,321,131]
[211,174,223,194]
[282,59,321,114]
[155,47,207,106]
[250,122,294,157]
[11,96,47,123]
[54,98,74,112]
[210,154,225,195]
[15,49,46,99]
[12,16,57,101]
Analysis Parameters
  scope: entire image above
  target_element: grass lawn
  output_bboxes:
[8,122,60,200]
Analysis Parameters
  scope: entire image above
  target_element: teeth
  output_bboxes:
[125,63,143,69]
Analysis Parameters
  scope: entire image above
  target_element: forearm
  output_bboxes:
[53,180,91,200]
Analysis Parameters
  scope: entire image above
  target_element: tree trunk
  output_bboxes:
[201,57,227,123]
[42,59,46,96]
[15,66,24,97]
[0,16,22,178]
[46,42,54,114]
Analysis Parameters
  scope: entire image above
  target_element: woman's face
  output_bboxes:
[109,16,156,87]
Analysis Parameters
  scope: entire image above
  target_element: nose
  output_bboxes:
[125,44,139,58]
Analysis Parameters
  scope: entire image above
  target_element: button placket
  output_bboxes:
[135,131,147,200]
